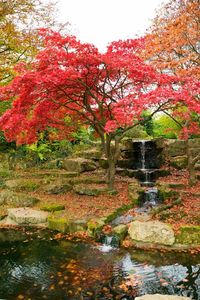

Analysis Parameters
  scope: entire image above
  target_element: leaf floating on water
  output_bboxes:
[49,284,55,291]
[58,280,64,286]
[17,295,24,300]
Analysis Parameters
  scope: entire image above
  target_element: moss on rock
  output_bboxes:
[175,225,200,245]
[73,184,106,196]
[48,213,70,233]
[87,218,106,237]
[112,224,128,242]
[41,204,65,212]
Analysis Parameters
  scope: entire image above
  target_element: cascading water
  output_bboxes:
[119,139,161,209]
[98,235,119,252]
[137,140,157,186]
[136,140,160,210]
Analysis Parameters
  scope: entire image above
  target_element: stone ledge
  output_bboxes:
[8,208,49,224]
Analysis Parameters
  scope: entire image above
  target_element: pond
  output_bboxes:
[0,229,200,300]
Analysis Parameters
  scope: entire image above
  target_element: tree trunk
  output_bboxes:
[107,157,116,190]
[103,134,121,191]
[186,139,198,186]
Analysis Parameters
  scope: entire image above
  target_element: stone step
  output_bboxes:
[8,208,49,225]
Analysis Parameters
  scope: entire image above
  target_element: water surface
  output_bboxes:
[0,229,199,299]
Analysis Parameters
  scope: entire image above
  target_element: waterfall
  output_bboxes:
[140,140,146,170]
[137,140,156,186]
[97,235,119,252]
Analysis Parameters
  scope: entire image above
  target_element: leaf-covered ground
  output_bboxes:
[156,168,200,229]
[1,167,200,229]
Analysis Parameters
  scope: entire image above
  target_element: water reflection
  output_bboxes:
[0,229,200,299]
[114,253,200,299]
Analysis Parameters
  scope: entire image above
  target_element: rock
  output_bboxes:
[128,220,175,246]
[175,225,200,245]
[5,179,41,191]
[99,158,109,169]
[112,224,128,241]
[0,216,18,226]
[69,176,105,185]
[44,182,72,194]
[111,215,134,226]
[73,148,102,160]
[62,158,97,172]
[170,155,188,169]
[188,147,200,157]
[194,163,200,171]
[8,208,48,224]
[166,140,186,157]
[128,181,144,204]
[157,185,179,200]
[48,213,70,233]
[168,183,185,189]
[0,190,39,207]
[87,218,105,237]
[188,138,200,148]
[73,184,106,196]
[135,295,191,300]
[117,159,134,169]
[68,219,88,233]
[40,204,65,212]
[133,214,151,222]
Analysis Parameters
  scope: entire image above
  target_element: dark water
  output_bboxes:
[0,229,200,300]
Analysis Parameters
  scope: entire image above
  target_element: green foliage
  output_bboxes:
[26,143,52,161]
[153,114,181,138]
[71,126,94,143]
[123,125,149,139]
[48,140,73,158]
[141,110,154,136]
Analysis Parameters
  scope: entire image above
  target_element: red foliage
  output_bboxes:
[0,29,198,144]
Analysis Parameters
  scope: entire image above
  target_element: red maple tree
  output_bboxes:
[0,30,198,189]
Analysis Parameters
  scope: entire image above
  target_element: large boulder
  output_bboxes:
[135,295,191,300]
[8,208,48,224]
[44,182,72,194]
[0,190,39,207]
[128,220,175,246]
[62,158,97,173]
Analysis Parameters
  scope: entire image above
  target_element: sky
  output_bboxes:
[56,0,168,52]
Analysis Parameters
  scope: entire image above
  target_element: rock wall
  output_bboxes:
[155,138,200,170]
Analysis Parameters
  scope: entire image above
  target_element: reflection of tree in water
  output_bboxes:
[176,265,200,299]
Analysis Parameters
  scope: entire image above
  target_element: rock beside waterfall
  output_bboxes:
[135,295,191,300]
[128,220,175,246]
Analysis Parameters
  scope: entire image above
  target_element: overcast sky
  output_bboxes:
[56,0,168,52]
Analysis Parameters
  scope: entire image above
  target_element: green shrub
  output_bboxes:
[153,114,181,138]
[123,125,150,139]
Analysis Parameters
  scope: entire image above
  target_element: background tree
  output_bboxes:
[0,0,68,84]
[143,0,200,78]
[0,30,197,189]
